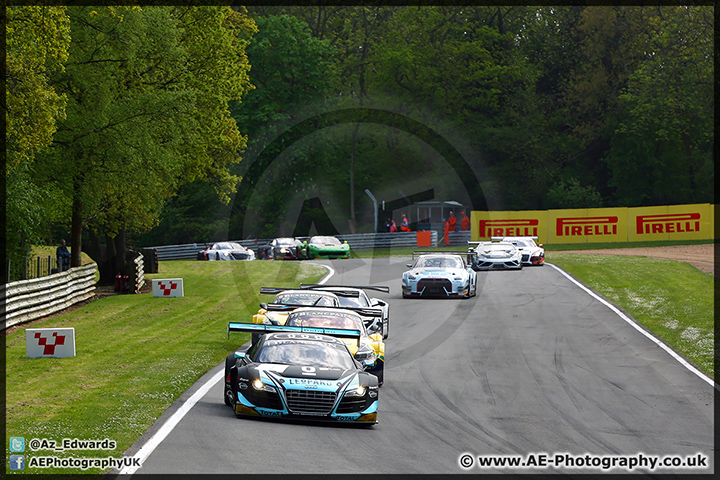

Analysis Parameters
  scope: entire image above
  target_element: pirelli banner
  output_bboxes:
[471,203,713,244]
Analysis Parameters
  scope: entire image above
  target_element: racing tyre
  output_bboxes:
[383,317,389,339]
[224,354,238,406]
[370,360,384,387]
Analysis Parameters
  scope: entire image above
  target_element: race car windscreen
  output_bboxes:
[255,341,356,369]
[336,295,367,308]
[286,311,363,330]
[274,293,336,306]
[417,256,463,269]
[276,238,298,245]
[311,236,340,245]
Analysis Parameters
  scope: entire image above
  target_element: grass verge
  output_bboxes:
[5,259,327,475]
[546,253,714,377]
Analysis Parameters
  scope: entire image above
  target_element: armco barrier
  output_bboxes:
[1,263,97,330]
[149,230,461,261]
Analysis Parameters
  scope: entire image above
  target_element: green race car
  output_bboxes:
[301,235,350,259]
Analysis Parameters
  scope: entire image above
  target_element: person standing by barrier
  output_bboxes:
[57,239,71,272]
[443,218,450,246]
[448,211,457,232]
[400,213,411,232]
[460,211,470,231]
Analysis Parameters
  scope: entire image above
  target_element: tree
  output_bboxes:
[4,6,71,278]
[603,6,713,206]
[33,6,255,281]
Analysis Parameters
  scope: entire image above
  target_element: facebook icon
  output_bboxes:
[10,455,25,470]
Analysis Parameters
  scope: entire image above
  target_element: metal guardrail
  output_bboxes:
[147,231,474,261]
[1,263,98,330]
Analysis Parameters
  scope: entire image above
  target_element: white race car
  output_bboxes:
[467,241,523,271]
[491,236,545,266]
[197,242,255,261]
[402,253,477,299]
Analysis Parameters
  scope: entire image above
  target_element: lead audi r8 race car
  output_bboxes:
[225,324,379,425]
[299,284,391,339]
[197,242,255,261]
[285,307,385,385]
[401,253,477,298]
[256,237,306,260]
[300,236,351,259]
[467,241,523,271]
[491,236,545,265]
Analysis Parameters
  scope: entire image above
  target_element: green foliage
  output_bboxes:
[546,177,603,209]
[5,6,71,170]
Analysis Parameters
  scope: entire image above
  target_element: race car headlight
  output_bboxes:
[280,247,288,253]
[344,386,367,397]
[406,274,416,281]
[252,379,276,393]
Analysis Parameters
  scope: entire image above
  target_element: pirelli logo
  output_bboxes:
[636,213,701,234]
[478,219,538,238]
[556,216,618,237]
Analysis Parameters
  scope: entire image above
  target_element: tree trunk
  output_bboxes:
[71,186,83,268]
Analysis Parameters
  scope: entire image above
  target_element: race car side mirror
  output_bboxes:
[406,264,412,268]
[259,303,268,310]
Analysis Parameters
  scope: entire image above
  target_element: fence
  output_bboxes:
[1,263,98,330]
[147,230,474,261]
[6,256,67,283]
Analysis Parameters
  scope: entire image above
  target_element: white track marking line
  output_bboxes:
[547,263,716,389]
[119,263,335,475]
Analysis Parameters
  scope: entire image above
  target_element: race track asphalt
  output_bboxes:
[113,257,714,475]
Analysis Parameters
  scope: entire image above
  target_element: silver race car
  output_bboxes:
[402,253,477,298]
[491,236,545,266]
[467,241,523,271]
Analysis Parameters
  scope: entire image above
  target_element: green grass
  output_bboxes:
[547,253,714,376]
[543,238,715,251]
[5,259,327,475]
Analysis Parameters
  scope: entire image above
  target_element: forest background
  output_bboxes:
[4,5,714,283]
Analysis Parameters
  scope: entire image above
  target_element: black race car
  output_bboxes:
[256,237,306,260]
[224,323,379,425]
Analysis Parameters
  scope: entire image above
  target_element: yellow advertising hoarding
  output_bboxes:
[548,208,628,244]
[471,210,548,242]
[470,203,713,244]
[628,203,712,242]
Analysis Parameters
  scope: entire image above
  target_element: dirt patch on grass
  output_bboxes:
[549,243,715,276]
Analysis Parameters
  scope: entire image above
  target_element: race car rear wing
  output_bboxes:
[227,322,361,340]
[261,302,382,317]
[259,286,359,297]
[300,284,390,294]
[490,236,539,241]
[411,251,467,258]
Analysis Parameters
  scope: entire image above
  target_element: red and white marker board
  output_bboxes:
[26,328,76,358]
[152,278,184,297]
